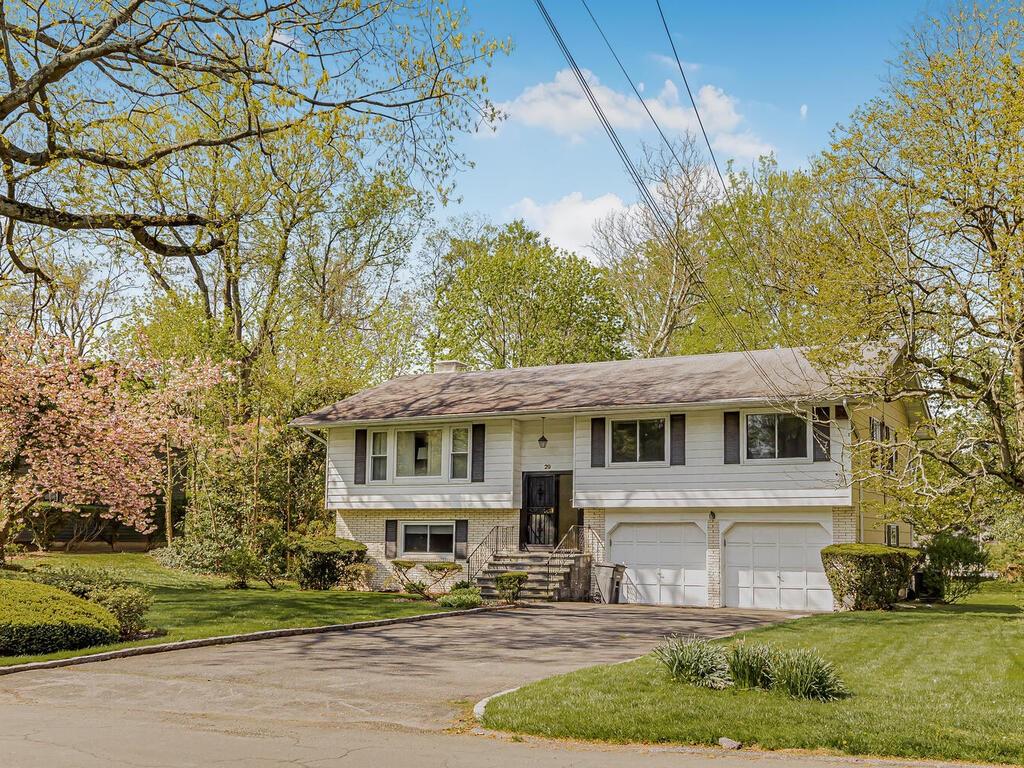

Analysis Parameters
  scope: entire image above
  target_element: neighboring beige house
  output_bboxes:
[292,348,921,611]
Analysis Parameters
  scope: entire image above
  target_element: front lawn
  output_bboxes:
[483,582,1024,765]
[1,552,450,667]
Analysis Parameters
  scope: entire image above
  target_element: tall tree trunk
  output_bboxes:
[164,439,174,545]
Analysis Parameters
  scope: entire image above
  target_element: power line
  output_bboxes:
[652,0,806,362]
[533,0,789,402]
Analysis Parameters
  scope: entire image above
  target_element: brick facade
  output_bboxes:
[706,515,722,607]
[831,506,857,544]
[336,509,519,591]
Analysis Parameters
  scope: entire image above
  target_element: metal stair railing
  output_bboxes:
[465,524,516,582]
[543,524,607,599]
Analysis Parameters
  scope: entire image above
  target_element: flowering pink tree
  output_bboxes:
[0,333,223,562]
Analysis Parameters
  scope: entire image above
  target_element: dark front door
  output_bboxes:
[522,473,557,548]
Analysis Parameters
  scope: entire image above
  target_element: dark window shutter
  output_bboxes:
[471,423,486,482]
[813,406,831,462]
[670,414,686,465]
[353,429,367,484]
[590,417,606,467]
[384,519,398,559]
[454,519,469,560]
[723,411,740,464]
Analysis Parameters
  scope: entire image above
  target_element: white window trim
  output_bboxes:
[393,426,446,483]
[740,408,813,465]
[606,414,670,467]
[368,430,389,483]
[398,519,456,559]
[363,424,476,486]
[448,425,472,482]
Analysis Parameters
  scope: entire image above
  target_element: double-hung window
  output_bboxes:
[401,522,454,556]
[370,431,388,481]
[610,418,665,463]
[745,412,808,460]
[396,429,442,477]
[450,427,469,480]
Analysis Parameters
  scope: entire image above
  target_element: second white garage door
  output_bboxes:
[609,522,707,607]
[724,523,833,611]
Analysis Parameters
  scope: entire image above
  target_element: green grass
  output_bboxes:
[483,581,1024,765]
[1,552,448,666]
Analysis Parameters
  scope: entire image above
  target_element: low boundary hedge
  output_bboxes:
[821,543,921,610]
[0,580,119,655]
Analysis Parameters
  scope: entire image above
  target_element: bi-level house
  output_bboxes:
[292,348,920,611]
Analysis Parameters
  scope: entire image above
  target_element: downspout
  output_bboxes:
[844,397,864,543]
[299,427,330,519]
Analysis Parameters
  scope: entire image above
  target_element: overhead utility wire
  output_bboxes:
[534,0,786,400]
[651,0,804,358]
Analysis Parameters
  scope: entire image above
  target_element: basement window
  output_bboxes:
[401,522,454,556]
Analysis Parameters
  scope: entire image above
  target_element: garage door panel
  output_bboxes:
[753,547,778,568]
[725,522,834,612]
[610,521,708,608]
[806,588,834,612]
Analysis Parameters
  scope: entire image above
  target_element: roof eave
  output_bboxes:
[289,392,867,429]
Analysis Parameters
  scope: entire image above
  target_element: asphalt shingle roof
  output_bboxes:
[291,347,870,427]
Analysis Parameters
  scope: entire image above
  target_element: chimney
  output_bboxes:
[433,359,470,374]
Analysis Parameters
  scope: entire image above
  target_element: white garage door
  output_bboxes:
[609,522,707,607]
[724,523,833,611]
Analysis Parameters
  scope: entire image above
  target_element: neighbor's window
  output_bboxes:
[396,429,442,477]
[402,522,454,555]
[450,427,469,480]
[370,431,388,481]
[611,418,665,463]
[745,413,808,460]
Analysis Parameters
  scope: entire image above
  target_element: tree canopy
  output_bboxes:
[426,220,627,369]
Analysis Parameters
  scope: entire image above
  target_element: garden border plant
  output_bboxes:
[654,635,849,702]
[390,559,463,599]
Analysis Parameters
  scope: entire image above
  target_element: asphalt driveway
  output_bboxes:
[0,603,794,767]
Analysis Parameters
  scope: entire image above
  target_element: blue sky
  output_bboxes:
[442,0,937,257]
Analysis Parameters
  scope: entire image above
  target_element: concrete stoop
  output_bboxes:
[477,551,592,601]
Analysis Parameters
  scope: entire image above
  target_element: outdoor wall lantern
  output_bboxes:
[538,417,548,449]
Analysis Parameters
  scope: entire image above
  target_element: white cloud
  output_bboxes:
[649,53,701,72]
[800,103,808,120]
[500,69,770,160]
[507,191,633,261]
[712,131,773,161]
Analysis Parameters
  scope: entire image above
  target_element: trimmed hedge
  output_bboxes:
[821,543,921,610]
[0,580,119,656]
[291,537,367,590]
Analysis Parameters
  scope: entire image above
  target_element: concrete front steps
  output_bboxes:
[476,551,590,601]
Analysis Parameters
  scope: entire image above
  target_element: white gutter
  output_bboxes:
[300,427,328,447]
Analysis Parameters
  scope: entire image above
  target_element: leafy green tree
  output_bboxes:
[426,221,627,369]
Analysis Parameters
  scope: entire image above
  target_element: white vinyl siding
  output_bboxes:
[573,410,851,508]
[518,417,573,473]
[326,419,515,509]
